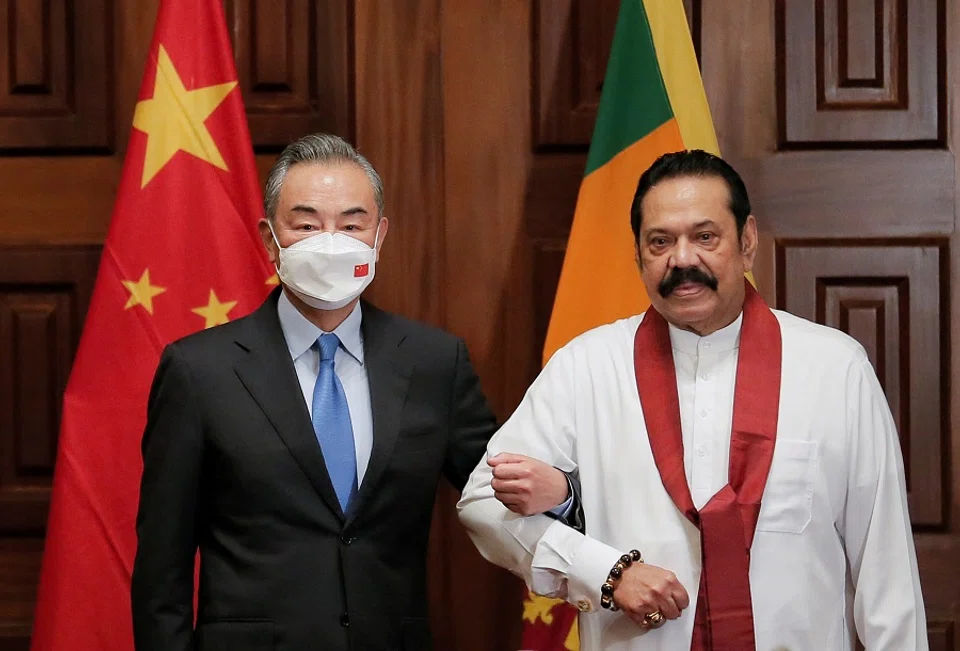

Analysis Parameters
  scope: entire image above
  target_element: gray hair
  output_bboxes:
[263,133,385,220]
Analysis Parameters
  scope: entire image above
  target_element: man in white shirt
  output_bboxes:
[457,150,927,650]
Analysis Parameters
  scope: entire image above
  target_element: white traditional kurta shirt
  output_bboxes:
[458,309,927,651]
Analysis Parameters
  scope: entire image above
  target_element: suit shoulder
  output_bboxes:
[165,307,259,358]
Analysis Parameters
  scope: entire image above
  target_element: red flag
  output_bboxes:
[520,588,580,651]
[30,1,273,649]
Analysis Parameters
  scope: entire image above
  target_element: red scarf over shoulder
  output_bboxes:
[633,281,782,651]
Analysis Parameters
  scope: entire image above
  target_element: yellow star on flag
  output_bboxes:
[192,289,238,329]
[132,44,237,188]
[265,273,279,286]
[121,269,166,314]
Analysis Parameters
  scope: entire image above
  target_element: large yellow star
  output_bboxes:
[265,273,279,286]
[132,44,237,188]
[122,269,166,314]
[191,290,238,329]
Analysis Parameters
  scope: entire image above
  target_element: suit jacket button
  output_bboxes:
[341,534,354,545]
[339,613,350,627]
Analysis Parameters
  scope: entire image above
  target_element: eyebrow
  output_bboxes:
[289,204,369,217]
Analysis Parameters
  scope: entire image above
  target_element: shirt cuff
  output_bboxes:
[546,479,575,519]
[535,521,623,614]
[501,512,622,614]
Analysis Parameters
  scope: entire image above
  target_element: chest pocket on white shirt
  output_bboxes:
[756,439,819,534]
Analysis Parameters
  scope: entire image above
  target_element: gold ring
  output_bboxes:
[643,611,665,628]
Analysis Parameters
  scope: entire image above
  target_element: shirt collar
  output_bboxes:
[276,291,364,365]
[668,311,743,356]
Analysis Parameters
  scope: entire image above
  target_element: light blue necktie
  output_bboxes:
[312,333,357,512]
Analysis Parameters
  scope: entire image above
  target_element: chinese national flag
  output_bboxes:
[30,1,273,649]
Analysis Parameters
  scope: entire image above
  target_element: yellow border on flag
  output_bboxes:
[642,0,720,155]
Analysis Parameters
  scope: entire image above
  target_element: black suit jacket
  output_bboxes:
[131,290,497,651]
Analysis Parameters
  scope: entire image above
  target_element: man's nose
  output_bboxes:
[670,237,699,269]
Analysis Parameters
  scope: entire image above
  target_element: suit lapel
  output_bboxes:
[233,291,346,520]
[346,302,412,523]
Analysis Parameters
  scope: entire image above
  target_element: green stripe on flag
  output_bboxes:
[584,0,674,176]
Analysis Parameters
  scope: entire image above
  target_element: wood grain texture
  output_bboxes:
[0,247,99,647]
[0,0,112,150]
[354,0,445,327]
[227,0,354,149]
[778,0,944,146]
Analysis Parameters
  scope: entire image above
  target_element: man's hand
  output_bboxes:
[614,562,690,627]
[488,453,569,516]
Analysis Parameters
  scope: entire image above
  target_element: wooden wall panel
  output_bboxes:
[776,239,948,527]
[227,0,353,149]
[354,0,445,327]
[929,621,957,651]
[534,0,618,147]
[0,246,99,649]
[777,0,945,146]
[740,150,954,239]
[0,0,112,150]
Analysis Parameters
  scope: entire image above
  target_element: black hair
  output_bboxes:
[630,149,751,240]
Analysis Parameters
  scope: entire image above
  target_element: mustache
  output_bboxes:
[658,267,719,298]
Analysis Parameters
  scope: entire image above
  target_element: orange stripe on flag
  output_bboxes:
[543,119,685,365]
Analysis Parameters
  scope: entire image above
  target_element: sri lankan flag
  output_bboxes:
[542,0,720,365]
[525,1,719,649]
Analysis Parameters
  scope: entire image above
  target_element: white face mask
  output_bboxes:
[270,222,381,311]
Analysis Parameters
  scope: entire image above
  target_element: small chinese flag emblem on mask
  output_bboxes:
[354,263,369,278]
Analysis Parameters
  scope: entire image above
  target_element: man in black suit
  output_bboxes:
[131,134,575,651]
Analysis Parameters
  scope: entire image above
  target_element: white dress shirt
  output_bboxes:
[277,291,373,484]
[670,314,741,509]
[458,309,927,651]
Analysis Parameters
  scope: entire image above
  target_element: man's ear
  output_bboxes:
[258,218,279,265]
[374,217,389,261]
[740,215,758,274]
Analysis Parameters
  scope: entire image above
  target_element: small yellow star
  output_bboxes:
[132,44,237,187]
[121,269,166,314]
[265,273,279,286]
[522,593,557,626]
[191,290,238,329]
